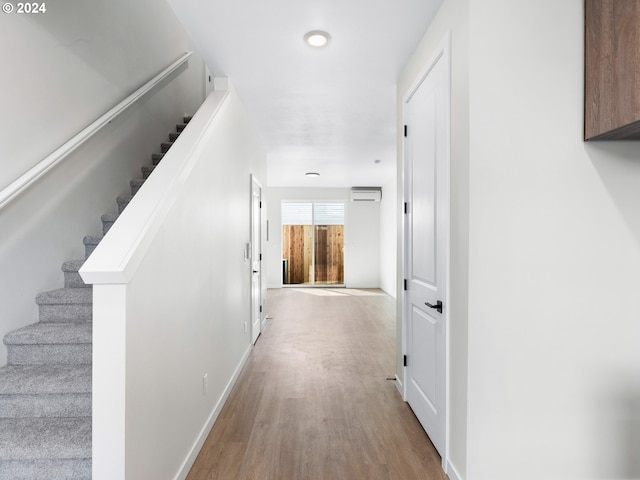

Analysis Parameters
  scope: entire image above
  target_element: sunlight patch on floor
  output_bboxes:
[291,288,385,297]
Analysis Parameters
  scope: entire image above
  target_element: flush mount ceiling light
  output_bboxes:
[304,30,330,48]
[305,172,320,177]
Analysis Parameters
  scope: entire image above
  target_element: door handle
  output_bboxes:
[253,270,259,274]
[425,300,443,314]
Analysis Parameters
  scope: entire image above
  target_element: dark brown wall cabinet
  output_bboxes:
[585,0,640,140]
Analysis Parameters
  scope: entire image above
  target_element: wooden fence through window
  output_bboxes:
[282,225,344,284]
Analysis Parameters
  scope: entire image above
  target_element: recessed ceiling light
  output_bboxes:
[305,172,320,177]
[304,31,330,48]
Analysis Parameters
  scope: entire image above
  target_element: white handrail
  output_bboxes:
[0,51,194,212]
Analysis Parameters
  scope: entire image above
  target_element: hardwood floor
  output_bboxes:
[186,288,448,480]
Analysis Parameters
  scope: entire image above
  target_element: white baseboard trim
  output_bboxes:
[174,344,253,480]
[446,460,463,480]
[394,374,404,398]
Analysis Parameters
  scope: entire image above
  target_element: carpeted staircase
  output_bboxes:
[0,117,191,479]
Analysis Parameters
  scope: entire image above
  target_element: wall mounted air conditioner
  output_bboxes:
[350,187,382,202]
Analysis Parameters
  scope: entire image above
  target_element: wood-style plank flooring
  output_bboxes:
[186,288,448,480]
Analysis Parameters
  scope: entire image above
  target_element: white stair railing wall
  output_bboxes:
[80,81,268,480]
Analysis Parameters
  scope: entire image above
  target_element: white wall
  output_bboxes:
[397,0,469,477]
[265,187,381,290]
[348,200,381,288]
[0,0,204,365]
[466,1,640,479]
[379,179,397,297]
[0,0,203,189]
[126,89,265,479]
[83,87,267,479]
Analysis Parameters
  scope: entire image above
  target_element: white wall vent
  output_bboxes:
[350,187,382,202]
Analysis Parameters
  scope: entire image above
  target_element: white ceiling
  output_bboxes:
[168,0,442,188]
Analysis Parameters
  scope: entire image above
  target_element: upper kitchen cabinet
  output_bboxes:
[585,0,640,140]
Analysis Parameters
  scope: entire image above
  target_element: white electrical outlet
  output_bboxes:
[203,373,208,395]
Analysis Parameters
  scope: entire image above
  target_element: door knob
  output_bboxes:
[425,300,443,313]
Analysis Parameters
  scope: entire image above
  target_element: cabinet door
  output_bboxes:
[585,0,640,140]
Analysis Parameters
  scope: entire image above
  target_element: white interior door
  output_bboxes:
[250,175,262,344]
[404,42,449,458]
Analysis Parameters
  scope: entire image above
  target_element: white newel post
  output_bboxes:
[92,284,128,480]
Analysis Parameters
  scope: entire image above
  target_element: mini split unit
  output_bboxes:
[350,187,382,202]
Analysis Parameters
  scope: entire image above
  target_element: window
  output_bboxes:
[282,202,344,285]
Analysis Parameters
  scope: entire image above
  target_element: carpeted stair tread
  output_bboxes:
[82,236,101,247]
[0,458,91,479]
[151,153,165,164]
[116,194,133,213]
[4,323,91,347]
[0,396,91,419]
[160,142,173,153]
[61,260,89,288]
[0,365,90,395]
[0,417,91,460]
[0,364,91,417]
[176,123,187,132]
[35,289,92,306]
[141,164,157,179]
[130,179,145,188]
[36,289,93,323]
[101,213,119,222]
[4,323,92,365]
[61,261,84,273]
[82,235,102,258]
[183,115,192,123]
[101,213,119,235]
[169,132,180,142]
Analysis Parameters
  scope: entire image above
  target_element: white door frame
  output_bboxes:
[250,174,263,344]
[401,31,451,472]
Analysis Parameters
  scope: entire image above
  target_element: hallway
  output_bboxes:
[187,288,448,480]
